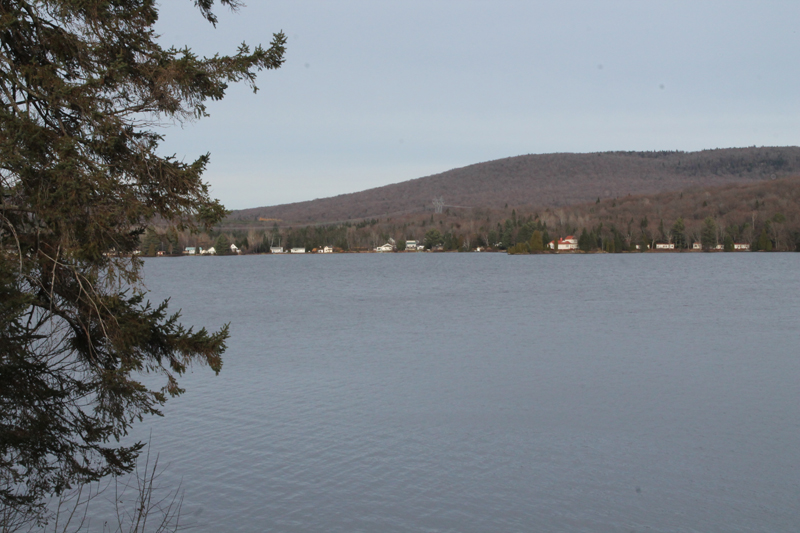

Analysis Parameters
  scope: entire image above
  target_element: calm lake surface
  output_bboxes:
[133,253,799,532]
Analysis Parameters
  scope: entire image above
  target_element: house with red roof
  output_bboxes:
[548,236,578,251]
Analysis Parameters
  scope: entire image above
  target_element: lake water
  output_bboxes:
[130,253,799,532]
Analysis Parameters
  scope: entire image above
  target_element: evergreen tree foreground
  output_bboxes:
[0,0,286,527]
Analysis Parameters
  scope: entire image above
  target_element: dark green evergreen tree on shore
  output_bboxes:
[424,228,443,249]
[671,218,686,249]
[578,228,590,251]
[701,217,718,250]
[723,234,735,252]
[0,0,285,526]
[755,227,773,251]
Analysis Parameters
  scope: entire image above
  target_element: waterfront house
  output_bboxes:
[270,246,284,254]
[322,246,333,253]
[548,236,578,251]
[183,246,196,255]
[230,243,241,254]
[290,247,306,254]
[406,240,418,251]
[734,243,750,250]
[692,242,725,250]
[200,246,216,255]
[375,243,394,252]
[655,243,675,250]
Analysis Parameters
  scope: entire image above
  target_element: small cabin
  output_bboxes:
[290,247,306,254]
[270,247,284,254]
[375,243,394,252]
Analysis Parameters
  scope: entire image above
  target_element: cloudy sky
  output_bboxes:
[155,1,800,210]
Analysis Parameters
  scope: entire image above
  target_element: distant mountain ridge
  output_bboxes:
[230,147,800,225]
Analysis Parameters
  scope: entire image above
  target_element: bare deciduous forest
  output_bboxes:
[149,175,800,254]
[229,147,800,225]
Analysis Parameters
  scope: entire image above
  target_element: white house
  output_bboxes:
[375,243,394,252]
[322,246,333,253]
[200,246,216,255]
[693,242,724,250]
[734,243,750,251]
[405,240,418,251]
[270,246,284,254]
[230,243,241,254]
[655,243,674,250]
[548,236,578,251]
[183,247,196,255]
[290,247,305,254]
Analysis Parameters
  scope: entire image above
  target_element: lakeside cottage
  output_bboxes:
[290,247,306,254]
[317,246,334,253]
[692,242,748,251]
[691,242,726,250]
[655,243,675,250]
[548,236,578,251]
[200,246,216,255]
[406,240,418,251]
[270,246,284,254]
[692,242,725,250]
[375,243,394,252]
[183,247,196,255]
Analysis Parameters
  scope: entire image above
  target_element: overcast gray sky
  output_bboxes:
[154,0,800,210]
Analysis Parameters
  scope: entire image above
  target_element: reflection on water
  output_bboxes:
[129,253,800,532]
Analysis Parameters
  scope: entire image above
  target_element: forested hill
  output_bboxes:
[230,147,800,225]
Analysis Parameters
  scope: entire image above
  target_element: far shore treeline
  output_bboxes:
[142,176,800,255]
